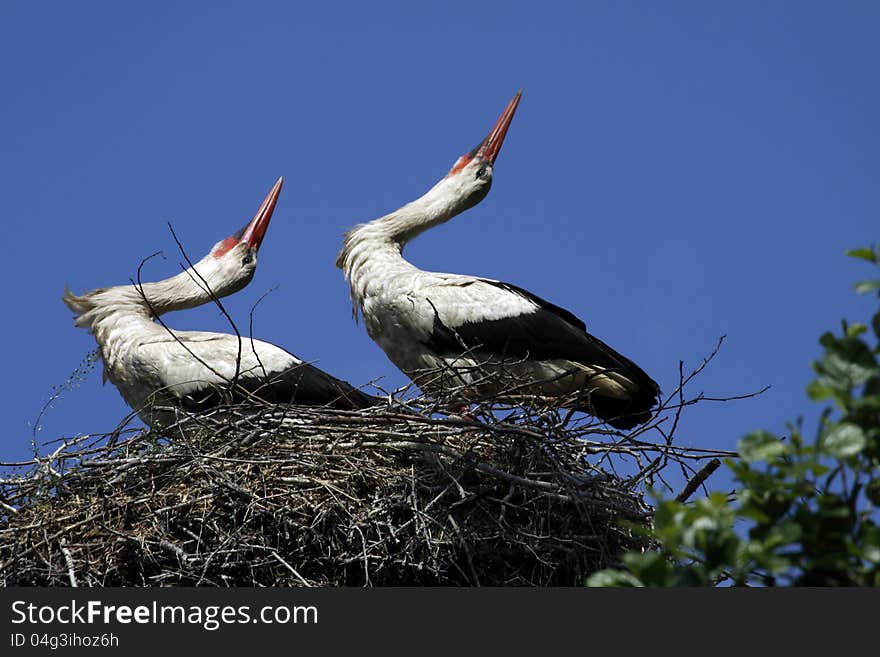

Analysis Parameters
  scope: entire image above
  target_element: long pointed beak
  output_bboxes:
[474,90,522,164]
[239,177,283,251]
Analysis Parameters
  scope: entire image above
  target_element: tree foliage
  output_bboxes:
[589,244,880,586]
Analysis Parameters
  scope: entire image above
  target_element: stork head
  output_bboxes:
[198,176,284,298]
[64,177,285,327]
[443,90,521,212]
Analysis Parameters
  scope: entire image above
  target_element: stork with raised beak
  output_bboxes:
[336,92,659,429]
[65,178,376,427]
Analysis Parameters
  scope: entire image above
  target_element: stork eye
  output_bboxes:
[241,253,254,266]
[475,166,487,179]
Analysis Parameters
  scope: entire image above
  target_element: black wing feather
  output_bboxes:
[425,279,660,428]
[481,280,588,331]
[181,361,378,412]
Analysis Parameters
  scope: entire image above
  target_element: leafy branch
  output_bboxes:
[590,242,880,587]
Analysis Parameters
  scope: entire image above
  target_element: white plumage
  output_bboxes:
[65,178,375,427]
[337,92,659,429]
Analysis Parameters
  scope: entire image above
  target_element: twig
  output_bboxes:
[59,538,78,587]
[675,459,722,503]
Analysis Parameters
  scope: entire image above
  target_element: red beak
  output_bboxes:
[473,90,522,164]
[238,176,283,251]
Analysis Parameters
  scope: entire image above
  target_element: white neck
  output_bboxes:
[336,173,487,318]
[64,254,242,341]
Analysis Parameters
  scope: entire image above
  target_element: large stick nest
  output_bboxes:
[0,354,738,587]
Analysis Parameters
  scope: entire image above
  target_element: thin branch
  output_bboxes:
[166,223,244,395]
[675,459,722,503]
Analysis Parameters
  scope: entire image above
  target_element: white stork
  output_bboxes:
[336,92,659,429]
[65,177,376,427]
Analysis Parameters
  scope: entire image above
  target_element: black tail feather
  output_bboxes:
[586,389,656,430]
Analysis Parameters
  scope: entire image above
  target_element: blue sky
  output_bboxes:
[2,2,878,494]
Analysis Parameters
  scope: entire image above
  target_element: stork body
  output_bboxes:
[65,178,375,427]
[337,93,659,429]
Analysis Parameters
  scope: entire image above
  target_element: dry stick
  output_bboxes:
[0,516,95,574]
[166,224,245,395]
[131,252,228,385]
[448,514,481,586]
[59,538,78,587]
[659,335,727,410]
[669,361,691,485]
[247,286,277,388]
[153,230,277,412]
[687,388,772,404]
[132,233,275,417]
[31,349,100,444]
[675,458,722,503]
[258,547,311,587]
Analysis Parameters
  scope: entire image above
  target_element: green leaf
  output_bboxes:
[851,393,880,414]
[863,376,880,397]
[819,332,837,349]
[765,520,802,548]
[816,337,877,387]
[739,431,789,462]
[854,280,880,295]
[586,569,644,587]
[862,527,880,565]
[846,322,868,338]
[739,503,771,525]
[820,423,867,458]
[861,527,880,564]
[622,551,675,586]
[846,248,878,264]
[806,380,834,402]
[873,312,880,341]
